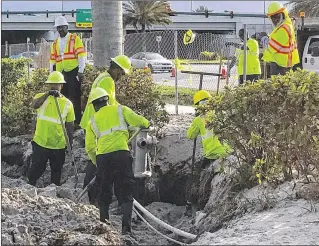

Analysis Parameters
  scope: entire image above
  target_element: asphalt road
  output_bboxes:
[152,64,239,91]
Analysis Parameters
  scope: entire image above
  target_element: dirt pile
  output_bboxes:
[1,175,120,245]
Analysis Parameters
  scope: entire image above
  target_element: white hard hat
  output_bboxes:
[54,16,69,27]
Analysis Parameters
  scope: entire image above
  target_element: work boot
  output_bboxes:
[122,225,132,235]
[121,202,133,234]
[99,205,109,223]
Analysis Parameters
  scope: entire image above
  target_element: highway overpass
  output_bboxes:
[2,11,273,44]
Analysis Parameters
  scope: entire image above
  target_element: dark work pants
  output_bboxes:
[27,141,66,186]
[269,62,289,76]
[96,150,135,227]
[61,66,82,125]
[83,162,98,205]
[239,74,260,85]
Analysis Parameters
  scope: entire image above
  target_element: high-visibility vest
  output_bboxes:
[33,93,75,149]
[49,33,86,72]
[263,19,299,68]
[79,72,118,130]
[236,39,262,76]
[85,105,150,164]
[186,116,232,160]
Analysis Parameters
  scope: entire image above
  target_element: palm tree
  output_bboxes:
[287,0,319,17]
[194,5,213,12]
[123,1,172,33]
[92,1,123,68]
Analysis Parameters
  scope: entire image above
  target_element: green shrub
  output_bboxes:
[2,62,169,136]
[201,69,319,187]
[1,58,31,94]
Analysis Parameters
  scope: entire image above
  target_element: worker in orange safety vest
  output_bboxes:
[261,1,300,76]
[50,16,87,127]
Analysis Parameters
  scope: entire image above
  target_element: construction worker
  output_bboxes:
[80,55,131,206]
[187,90,232,169]
[261,1,299,76]
[85,87,150,234]
[27,71,75,186]
[227,29,261,84]
[50,16,87,127]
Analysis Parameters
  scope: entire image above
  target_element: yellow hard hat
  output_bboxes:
[183,30,196,45]
[111,55,132,74]
[193,90,212,105]
[45,71,66,84]
[267,1,285,17]
[88,87,109,104]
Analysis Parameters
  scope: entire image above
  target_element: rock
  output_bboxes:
[38,185,57,198]
[1,177,121,245]
[1,135,32,167]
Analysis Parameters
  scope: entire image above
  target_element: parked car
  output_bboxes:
[130,52,173,73]
[10,51,39,68]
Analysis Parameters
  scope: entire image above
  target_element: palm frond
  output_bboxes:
[287,0,319,17]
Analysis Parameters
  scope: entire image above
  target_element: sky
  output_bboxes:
[2,1,289,13]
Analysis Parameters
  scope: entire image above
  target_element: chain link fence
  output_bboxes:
[124,30,240,92]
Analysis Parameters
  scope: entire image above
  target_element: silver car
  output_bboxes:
[131,52,173,73]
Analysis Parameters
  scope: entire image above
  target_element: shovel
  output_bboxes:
[75,126,142,203]
[54,96,78,188]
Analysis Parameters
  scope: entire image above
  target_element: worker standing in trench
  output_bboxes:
[227,29,261,84]
[80,55,132,207]
[185,90,232,213]
[27,71,75,186]
[50,16,87,128]
[261,1,299,76]
[85,87,150,234]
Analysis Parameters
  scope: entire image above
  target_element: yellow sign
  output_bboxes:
[299,12,305,17]
[76,23,92,28]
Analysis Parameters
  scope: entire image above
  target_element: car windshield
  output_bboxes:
[146,53,164,60]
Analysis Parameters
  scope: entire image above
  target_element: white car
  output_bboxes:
[130,52,173,73]
[302,35,319,74]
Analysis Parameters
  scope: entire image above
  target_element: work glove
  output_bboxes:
[261,36,269,49]
[77,72,84,82]
[48,90,60,97]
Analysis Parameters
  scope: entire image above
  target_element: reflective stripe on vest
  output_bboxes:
[268,23,297,67]
[93,74,110,88]
[54,34,77,62]
[37,98,71,124]
[201,128,212,140]
[90,105,128,138]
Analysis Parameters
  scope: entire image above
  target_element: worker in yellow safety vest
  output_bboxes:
[227,29,261,84]
[80,55,132,207]
[50,16,87,126]
[187,90,232,170]
[261,1,300,76]
[85,87,150,235]
[27,71,75,186]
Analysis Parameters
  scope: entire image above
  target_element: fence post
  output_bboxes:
[5,41,8,57]
[243,24,248,82]
[217,48,223,95]
[174,30,178,115]
[27,37,30,84]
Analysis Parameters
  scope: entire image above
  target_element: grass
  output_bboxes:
[154,84,216,106]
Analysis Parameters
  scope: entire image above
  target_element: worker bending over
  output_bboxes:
[80,55,131,206]
[227,29,261,84]
[85,87,150,234]
[50,16,86,126]
[28,71,75,186]
[261,1,299,76]
[187,90,232,169]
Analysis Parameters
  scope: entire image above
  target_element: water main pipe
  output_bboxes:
[133,199,197,240]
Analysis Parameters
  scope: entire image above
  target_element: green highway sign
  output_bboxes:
[76,9,92,28]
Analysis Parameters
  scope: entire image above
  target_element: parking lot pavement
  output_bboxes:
[152,64,239,91]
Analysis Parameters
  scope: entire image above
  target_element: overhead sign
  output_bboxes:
[76,9,92,28]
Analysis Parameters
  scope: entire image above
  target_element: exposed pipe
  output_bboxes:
[133,199,197,240]
[133,207,190,245]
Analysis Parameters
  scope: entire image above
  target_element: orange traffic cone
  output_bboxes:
[171,64,176,77]
[221,64,227,79]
